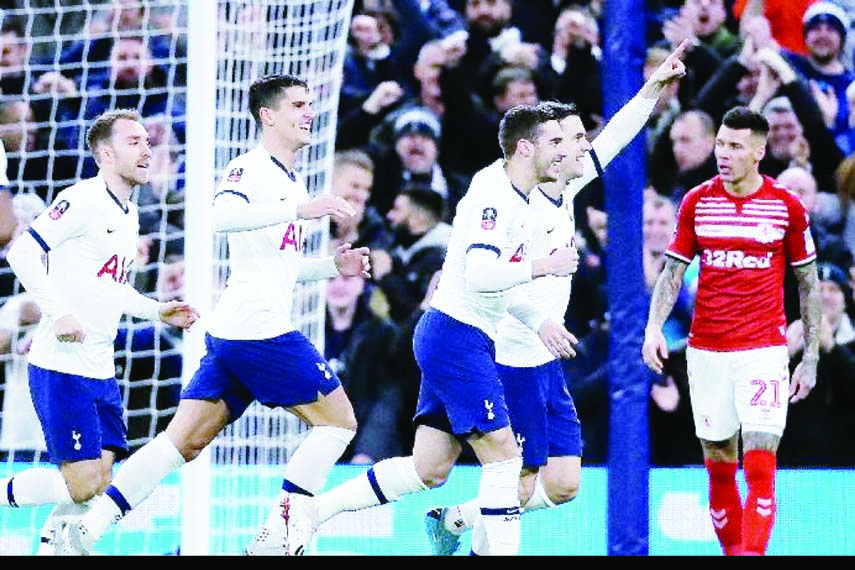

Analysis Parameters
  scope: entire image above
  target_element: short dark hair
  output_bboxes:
[400,183,446,222]
[535,100,579,123]
[248,74,309,125]
[721,106,769,137]
[498,104,554,159]
[86,108,142,154]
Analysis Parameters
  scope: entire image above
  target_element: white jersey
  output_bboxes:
[496,94,657,367]
[205,145,310,340]
[26,176,141,378]
[429,160,536,339]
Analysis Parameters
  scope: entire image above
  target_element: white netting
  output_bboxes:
[0,0,352,555]
[204,0,352,554]
[0,0,189,555]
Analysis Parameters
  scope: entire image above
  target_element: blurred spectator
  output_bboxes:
[56,0,187,88]
[324,273,403,464]
[547,5,603,130]
[0,99,77,202]
[782,1,855,155]
[0,192,45,301]
[650,109,718,203]
[747,44,845,194]
[676,0,741,60]
[0,14,30,97]
[733,0,814,56]
[330,149,394,252]
[54,34,186,178]
[369,105,468,218]
[777,165,852,268]
[779,261,855,466]
[371,183,451,324]
[656,0,725,108]
[136,114,185,234]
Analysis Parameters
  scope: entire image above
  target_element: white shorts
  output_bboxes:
[686,345,790,441]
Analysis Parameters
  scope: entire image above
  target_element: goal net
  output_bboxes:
[0,0,353,555]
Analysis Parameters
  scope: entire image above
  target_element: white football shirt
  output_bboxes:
[26,176,142,378]
[496,94,657,366]
[429,160,536,338]
[205,145,311,340]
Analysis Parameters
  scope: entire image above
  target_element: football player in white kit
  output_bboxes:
[424,39,690,555]
[0,109,200,553]
[55,75,369,556]
[267,102,581,557]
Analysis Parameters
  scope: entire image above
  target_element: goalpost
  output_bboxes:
[0,0,353,555]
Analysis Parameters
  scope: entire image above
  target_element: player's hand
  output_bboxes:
[159,301,201,330]
[334,242,371,278]
[297,195,356,223]
[538,319,578,359]
[641,327,669,375]
[54,314,86,343]
[789,357,817,403]
[547,245,579,277]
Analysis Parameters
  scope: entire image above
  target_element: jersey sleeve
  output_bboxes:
[27,191,88,252]
[783,191,817,267]
[666,191,699,264]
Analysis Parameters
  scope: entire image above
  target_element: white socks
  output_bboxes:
[0,468,72,507]
[282,426,354,495]
[471,457,522,556]
[314,456,427,526]
[78,432,185,550]
[260,426,355,535]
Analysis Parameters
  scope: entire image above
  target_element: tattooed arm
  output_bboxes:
[789,262,821,403]
[642,256,688,374]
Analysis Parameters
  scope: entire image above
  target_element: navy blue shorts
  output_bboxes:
[28,364,128,464]
[412,308,510,438]
[497,359,582,467]
[181,331,341,421]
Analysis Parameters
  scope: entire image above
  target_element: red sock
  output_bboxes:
[706,459,743,555]
[742,450,776,556]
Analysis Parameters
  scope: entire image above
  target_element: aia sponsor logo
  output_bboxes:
[49,200,70,220]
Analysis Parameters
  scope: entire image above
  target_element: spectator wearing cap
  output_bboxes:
[368,105,469,221]
[782,1,855,155]
[780,261,855,467]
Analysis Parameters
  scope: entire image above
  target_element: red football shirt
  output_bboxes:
[667,175,816,351]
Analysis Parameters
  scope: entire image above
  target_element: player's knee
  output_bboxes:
[416,461,454,489]
[549,479,580,505]
[543,470,581,506]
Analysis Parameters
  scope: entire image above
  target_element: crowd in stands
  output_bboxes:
[1,0,854,469]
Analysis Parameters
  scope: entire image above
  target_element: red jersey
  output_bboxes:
[667,175,816,351]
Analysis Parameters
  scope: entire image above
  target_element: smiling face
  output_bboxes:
[533,119,567,184]
[557,114,591,181]
[261,85,315,152]
[103,118,152,186]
